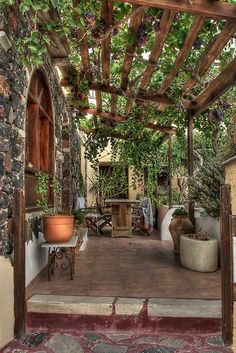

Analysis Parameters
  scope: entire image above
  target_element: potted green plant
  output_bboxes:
[169,207,194,254]
[180,229,218,272]
[36,172,74,243]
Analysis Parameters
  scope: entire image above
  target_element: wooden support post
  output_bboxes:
[168,134,173,206]
[14,189,25,339]
[220,184,233,346]
[187,112,195,225]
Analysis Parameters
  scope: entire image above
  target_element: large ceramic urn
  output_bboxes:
[169,215,194,254]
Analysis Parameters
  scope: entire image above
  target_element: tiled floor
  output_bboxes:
[27,230,221,299]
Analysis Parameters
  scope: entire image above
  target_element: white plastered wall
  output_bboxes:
[0,257,14,349]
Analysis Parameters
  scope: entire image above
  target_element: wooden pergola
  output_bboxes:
[45,0,236,223]
[12,0,236,344]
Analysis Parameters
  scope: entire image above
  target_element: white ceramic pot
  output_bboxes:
[180,234,218,272]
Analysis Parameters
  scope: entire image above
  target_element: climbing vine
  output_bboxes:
[2,0,236,204]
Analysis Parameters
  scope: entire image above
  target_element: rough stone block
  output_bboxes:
[115,297,145,315]
[45,334,83,353]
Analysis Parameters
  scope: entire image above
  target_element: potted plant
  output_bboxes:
[169,207,194,254]
[36,172,74,243]
[180,230,218,272]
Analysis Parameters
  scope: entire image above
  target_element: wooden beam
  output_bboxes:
[139,10,175,90]
[89,82,173,104]
[120,5,144,90]
[101,0,113,84]
[115,0,236,20]
[158,16,205,95]
[77,28,92,82]
[187,112,195,225]
[111,95,118,115]
[168,134,173,206]
[14,189,25,338]
[125,98,133,115]
[51,57,70,66]
[220,185,233,345]
[184,21,236,94]
[80,127,131,140]
[78,107,176,134]
[187,57,236,116]
[95,91,102,112]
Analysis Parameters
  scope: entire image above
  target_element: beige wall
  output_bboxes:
[81,142,142,206]
[225,158,236,351]
[233,302,236,352]
[0,257,14,349]
[225,158,236,215]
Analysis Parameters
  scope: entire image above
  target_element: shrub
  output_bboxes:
[172,207,188,216]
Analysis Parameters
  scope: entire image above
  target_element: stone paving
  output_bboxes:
[1,330,233,353]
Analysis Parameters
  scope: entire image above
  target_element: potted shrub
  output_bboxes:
[180,230,218,272]
[169,207,194,254]
[36,172,74,243]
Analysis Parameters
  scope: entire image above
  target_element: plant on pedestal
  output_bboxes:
[36,172,74,243]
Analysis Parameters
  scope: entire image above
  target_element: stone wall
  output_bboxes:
[0,5,80,257]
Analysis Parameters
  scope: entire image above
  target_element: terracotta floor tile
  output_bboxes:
[27,231,221,299]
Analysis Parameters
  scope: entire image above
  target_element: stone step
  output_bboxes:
[27,295,221,318]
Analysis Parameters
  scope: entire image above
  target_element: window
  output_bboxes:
[25,70,54,209]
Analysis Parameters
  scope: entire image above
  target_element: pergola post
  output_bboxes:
[187,111,195,225]
[168,134,173,206]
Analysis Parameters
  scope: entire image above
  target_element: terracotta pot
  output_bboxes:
[169,215,194,254]
[43,215,74,243]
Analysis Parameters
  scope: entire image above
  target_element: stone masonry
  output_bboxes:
[0,5,81,254]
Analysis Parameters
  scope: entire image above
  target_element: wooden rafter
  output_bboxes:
[120,5,145,90]
[187,57,236,116]
[111,95,118,115]
[184,21,236,94]
[124,98,133,115]
[80,128,131,140]
[95,91,102,112]
[88,82,173,104]
[81,128,169,145]
[77,28,92,82]
[101,0,113,84]
[51,57,70,66]
[78,107,176,134]
[139,10,175,90]
[115,0,236,20]
[157,16,205,95]
[101,0,118,113]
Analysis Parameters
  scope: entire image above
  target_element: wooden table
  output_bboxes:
[105,199,139,238]
[41,236,78,280]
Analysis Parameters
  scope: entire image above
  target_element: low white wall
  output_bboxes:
[25,232,48,286]
[160,205,182,240]
[0,257,14,349]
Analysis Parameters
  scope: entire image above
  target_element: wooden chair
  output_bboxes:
[132,197,153,236]
[85,207,112,237]
[132,206,150,235]
[74,197,112,236]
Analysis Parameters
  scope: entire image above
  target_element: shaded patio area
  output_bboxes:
[27,230,221,300]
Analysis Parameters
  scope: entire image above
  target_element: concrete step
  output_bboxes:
[27,294,221,317]
[26,295,222,333]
